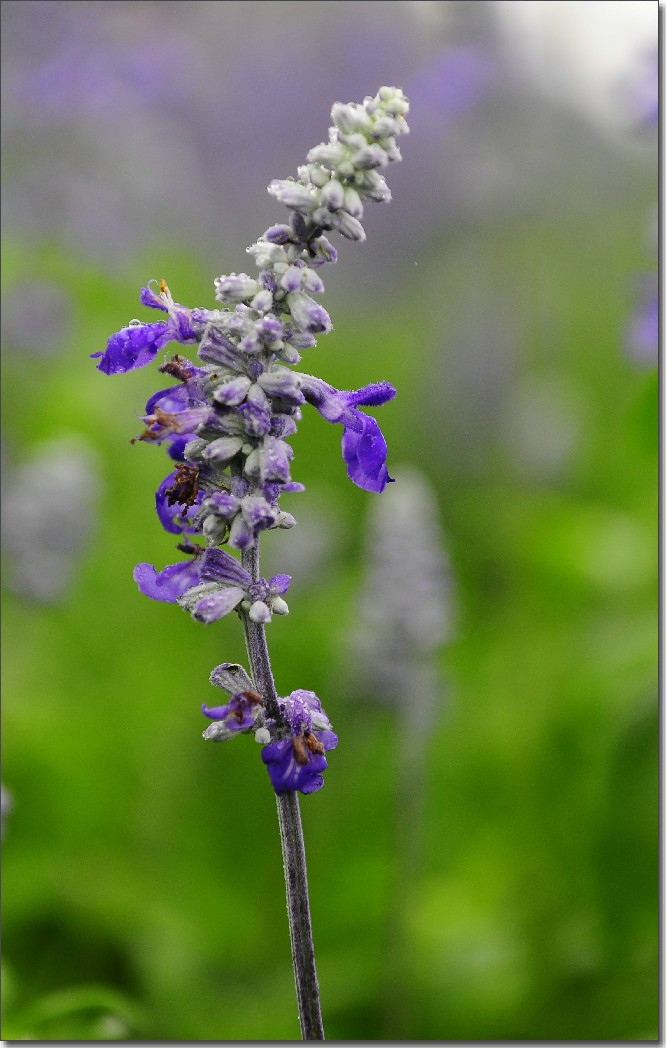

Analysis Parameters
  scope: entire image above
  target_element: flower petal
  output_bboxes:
[199,548,252,588]
[341,413,391,493]
[95,322,170,375]
[133,559,202,602]
[155,471,202,535]
[192,586,246,623]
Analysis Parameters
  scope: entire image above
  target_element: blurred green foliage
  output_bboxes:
[1,169,657,1041]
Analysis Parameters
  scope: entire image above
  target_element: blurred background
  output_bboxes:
[1,0,658,1040]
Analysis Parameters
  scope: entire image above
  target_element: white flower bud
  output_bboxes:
[331,102,372,136]
[307,141,345,168]
[276,511,297,529]
[249,600,271,623]
[321,178,345,211]
[270,596,289,616]
[268,179,317,212]
[202,436,244,462]
[301,269,325,294]
[330,211,366,242]
[343,186,363,218]
[351,145,388,170]
[308,164,330,188]
[214,273,260,304]
[251,289,273,313]
[254,727,271,745]
[247,240,287,269]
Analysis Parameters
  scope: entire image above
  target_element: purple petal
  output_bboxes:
[134,559,202,602]
[200,695,257,731]
[199,548,251,588]
[94,322,170,375]
[166,432,198,462]
[269,573,291,595]
[341,413,392,493]
[139,283,168,311]
[146,384,190,415]
[261,739,329,795]
[200,703,232,720]
[344,381,397,408]
[315,729,338,752]
[155,471,202,535]
[192,586,245,623]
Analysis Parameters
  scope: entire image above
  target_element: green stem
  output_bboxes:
[240,543,325,1041]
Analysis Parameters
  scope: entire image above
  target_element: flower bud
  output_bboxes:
[287,291,332,333]
[229,513,254,549]
[343,186,363,218]
[247,240,287,268]
[268,179,317,212]
[263,224,293,244]
[350,144,388,170]
[202,436,244,462]
[321,178,345,211]
[214,273,261,304]
[310,236,338,265]
[213,375,252,406]
[301,269,325,294]
[249,600,271,623]
[251,289,273,313]
[280,266,304,293]
[331,102,372,136]
[257,367,303,401]
[306,142,345,168]
[276,511,297,529]
[330,211,366,242]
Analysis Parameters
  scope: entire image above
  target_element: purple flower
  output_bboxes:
[201,691,262,733]
[162,548,292,624]
[299,375,396,493]
[261,728,338,796]
[155,468,203,534]
[92,282,209,375]
[626,276,658,367]
[260,689,337,795]
[133,556,203,602]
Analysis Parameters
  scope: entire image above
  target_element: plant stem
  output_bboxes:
[241,543,325,1041]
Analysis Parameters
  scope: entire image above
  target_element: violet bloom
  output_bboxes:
[133,557,203,602]
[299,375,396,493]
[261,691,338,796]
[201,691,262,737]
[92,282,210,375]
[136,547,291,625]
[155,468,203,534]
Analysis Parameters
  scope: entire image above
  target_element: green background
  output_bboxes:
[2,1,657,1041]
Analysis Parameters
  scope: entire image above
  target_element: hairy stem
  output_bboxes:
[241,543,325,1041]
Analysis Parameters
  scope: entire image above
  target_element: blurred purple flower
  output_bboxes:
[625,275,658,367]
[2,280,73,356]
[2,436,100,603]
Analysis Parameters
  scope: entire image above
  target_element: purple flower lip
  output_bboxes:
[261,729,338,796]
[298,375,396,493]
[134,557,203,603]
[155,466,202,535]
[201,689,263,726]
[92,281,209,375]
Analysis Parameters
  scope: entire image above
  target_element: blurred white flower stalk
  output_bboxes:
[353,467,452,1033]
[2,437,100,603]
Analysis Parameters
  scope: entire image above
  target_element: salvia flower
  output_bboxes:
[96,87,410,796]
[261,691,338,796]
[92,281,212,375]
[202,670,337,795]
